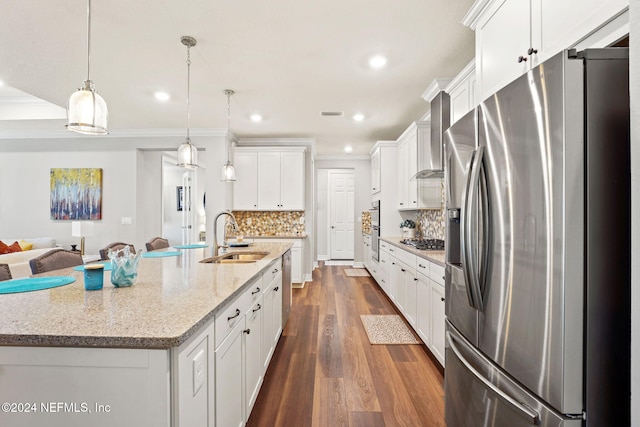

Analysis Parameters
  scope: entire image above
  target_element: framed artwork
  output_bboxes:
[50,168,102,220]
[177,186,191,211]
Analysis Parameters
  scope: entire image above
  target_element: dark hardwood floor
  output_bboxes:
[247,264,445,427]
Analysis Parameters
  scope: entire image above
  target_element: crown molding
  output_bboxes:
[237,137,315,147]
[445,59,476,93]
[315,154,371,161]
[422,78,452,102]
[462,0,494,30]
[0,128,228,140]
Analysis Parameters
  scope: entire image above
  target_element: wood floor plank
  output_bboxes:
[339,326,381,412]
[311,377,349,427]
[247,263,445,427]
[348,411,386,427]
[316,313,344,378]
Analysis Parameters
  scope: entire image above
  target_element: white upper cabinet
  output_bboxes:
[465,0,629,101]
[446,59,477,126]
[396,121,441,210]
[371,147,381,194]
[233,151,259,210]
[233,148,305,211]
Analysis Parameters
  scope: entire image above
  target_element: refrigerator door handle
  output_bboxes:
[447,331,541,425]
[464,146,485,311]
[460,150,477,309]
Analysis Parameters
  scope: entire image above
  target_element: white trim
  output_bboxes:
[421,79,453,102]
[352,262,364,268]
[572,8,629,52]
[237,137,315,147]
[317,255,330,261]
[232,145,307,153]
[462,0,495,30]
[369,140,397,155]
[445,59,476,93]
[418,111,432,122]
[315,154,370,161]
[324,260,354,266]
[304,273,312,282]
[396,120,430,143]
[0,128,228,140]
[313,261,320,269]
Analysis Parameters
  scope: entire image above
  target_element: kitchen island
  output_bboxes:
[0,241,292,427]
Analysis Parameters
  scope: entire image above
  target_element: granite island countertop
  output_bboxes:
[380,237,445,267]
[0,242,292,349]
[231,233,307,239]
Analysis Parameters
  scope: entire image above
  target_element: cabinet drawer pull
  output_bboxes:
[243,328,251,335]
[252,287,261,295]
[272,268,279,274]
[253,304,262,312]
[518,55,527,63]
[527,47,538,55]
[228,308,241,321]
[418,263,426,268]
[413,278,418,281]
[401,268,406,272]
[274,286,279,292]
[441,297,445,302]
[392,262,395,265]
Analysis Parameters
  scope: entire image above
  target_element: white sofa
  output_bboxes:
[0,238,57,279]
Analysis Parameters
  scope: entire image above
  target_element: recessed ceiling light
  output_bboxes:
[353,113,365,122]
[250,114,262,122]
[368,55,387,69]
[344,146,353,153]
[154,91,170,101]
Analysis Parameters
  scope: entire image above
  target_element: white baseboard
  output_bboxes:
[313,261,319,269]
[317,255,329,261]
[292,282,305,289]
[304,273,312,282]
[324,260,354,266]
[352,262,364,268]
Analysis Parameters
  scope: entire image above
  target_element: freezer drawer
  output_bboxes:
[444,322,582,427]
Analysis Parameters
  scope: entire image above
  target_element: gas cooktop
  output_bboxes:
[399,238,445,251]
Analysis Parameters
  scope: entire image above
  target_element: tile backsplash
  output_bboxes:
[416,180,445,240]
[230,211,305,236]
[362,211,371,234]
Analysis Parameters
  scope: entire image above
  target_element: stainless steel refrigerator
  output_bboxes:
[443,48,630,427]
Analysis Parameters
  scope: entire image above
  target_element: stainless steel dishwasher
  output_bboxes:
[282,249,292,326]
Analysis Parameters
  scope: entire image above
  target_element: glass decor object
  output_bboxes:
[221,89,237,182]
[67,0,108,135]
[108,246,143,287]
[176,36,199,169]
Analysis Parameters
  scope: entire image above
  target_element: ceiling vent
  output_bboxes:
[320,111,344,117]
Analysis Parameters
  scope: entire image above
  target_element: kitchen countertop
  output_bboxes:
[380,237,445,267]
[232,233,307,239]
[0,242,292,349]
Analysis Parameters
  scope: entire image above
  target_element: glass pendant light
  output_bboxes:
[67,0,108,135]
[177,36,199,169]
[221,89,236,181]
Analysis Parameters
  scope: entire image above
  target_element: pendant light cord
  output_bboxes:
[86,0,91,81]
[186,44,191,141]
[226,91,231,163]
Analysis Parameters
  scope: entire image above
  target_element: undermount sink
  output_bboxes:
[200,251,269,264]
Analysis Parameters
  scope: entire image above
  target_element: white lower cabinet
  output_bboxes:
[379,243,446,368]
[215,320,245,427]
[429,281,446,366]
[245,299,264,416]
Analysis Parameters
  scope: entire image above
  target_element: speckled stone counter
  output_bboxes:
[0,242,292,349]
[235,234,307,239]
[380,237,445,267]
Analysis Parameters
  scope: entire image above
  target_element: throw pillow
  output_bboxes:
[0,241,10,255]
[8,241,22,253]
[18,240,33,251]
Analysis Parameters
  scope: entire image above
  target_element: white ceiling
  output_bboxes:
[0,0,475,155]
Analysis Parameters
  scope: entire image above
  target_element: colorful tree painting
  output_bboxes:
[50,168,102,220]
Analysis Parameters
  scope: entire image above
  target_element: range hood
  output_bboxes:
[411,90,450,180]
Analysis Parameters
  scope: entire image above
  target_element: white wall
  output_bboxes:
[316,169,329,259]
[0,151,137,255]
[315,157,371,264]
[630,1,639,424]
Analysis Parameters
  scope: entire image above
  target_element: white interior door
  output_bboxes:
[329,171,355,259]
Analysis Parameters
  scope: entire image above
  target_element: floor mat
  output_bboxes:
[360,315,420,345]
[344,268,370,277]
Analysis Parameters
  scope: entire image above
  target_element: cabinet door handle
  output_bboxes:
[400,202,404,206]
[518,55,527,63]
[228,308,241,321]
[413,278,418,281]
[253,304,262,312]
[254,204,257,207]
[252,287,261,295]
[272,268,279,274]
[527,47,538,55]
[392,262,395,265]
[401,268,406,272]
[243,329,251,335]
[441,297,445,302]
[418,264,426,268]
[274,286,279,292]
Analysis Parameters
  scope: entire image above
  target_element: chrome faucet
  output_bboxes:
[212,211,239,257]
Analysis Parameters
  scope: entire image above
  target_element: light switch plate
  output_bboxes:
[192,349,205,395]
